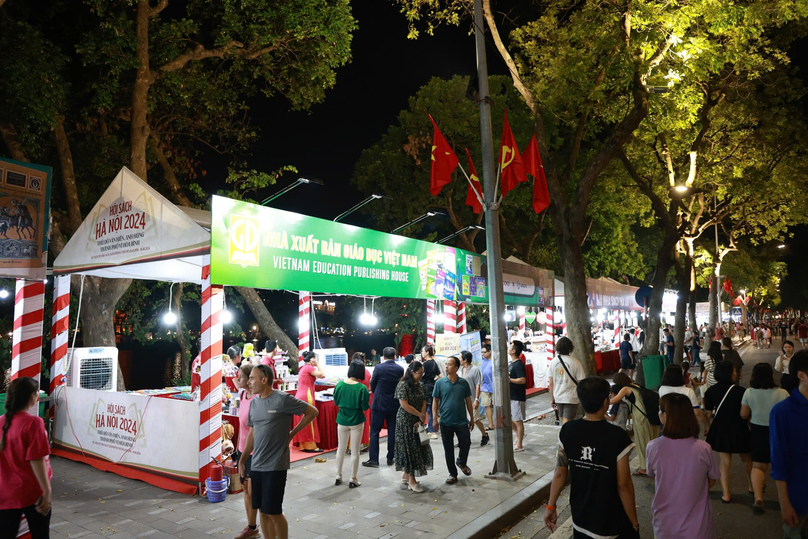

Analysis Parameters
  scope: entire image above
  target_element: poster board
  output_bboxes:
[459,331,482,367]
[0,157,51,280]
[52,387,199,488]
[435,333,461,357]
[210,196,488,302]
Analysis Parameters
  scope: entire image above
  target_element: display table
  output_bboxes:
[595,349,621,374]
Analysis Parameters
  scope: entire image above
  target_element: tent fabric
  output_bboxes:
[53,167,210,284]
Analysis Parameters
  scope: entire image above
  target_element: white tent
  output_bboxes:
[53,167,210,282]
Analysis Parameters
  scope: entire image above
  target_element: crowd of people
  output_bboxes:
[544,320,808,539]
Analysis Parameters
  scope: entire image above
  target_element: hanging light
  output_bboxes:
[0,289,8,299]
[163,311,177,325]
[221,310,233,324]
[298,317,308,331]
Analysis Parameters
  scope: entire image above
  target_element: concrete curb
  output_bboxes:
[445,470,555,539]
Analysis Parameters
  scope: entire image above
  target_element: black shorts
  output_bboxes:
[250,470,287,515]
[621,357,635,370]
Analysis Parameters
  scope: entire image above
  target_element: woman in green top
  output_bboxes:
[334,359,370,488]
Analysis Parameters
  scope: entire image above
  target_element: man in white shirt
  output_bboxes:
[548,337,586,424]
[629,328,641,357]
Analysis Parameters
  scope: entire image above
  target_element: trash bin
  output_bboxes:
[641,355,667,391]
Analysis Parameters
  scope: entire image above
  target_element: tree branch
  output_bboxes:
[0,122,29,162]
[149,0,169,17]
[618,148,676,232]
[150,133,193,206]
[54,115,83,234]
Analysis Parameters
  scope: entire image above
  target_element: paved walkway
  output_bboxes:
[501,341,788,539]
[48,391,558,539]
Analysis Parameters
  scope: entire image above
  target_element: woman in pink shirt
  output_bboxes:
[0,377,52,538]
[646,393,721,539]
[234,364,259,539]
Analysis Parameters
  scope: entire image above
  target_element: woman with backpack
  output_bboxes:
[611,372,660,476]
[0,377,52,538]
[704,361,752,503]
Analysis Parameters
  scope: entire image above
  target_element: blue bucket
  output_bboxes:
[205,477,229,503]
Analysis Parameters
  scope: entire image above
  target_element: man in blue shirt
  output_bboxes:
[479,344,494,430]
[433,356,474,484]
[663,328,675,363]
[770,350,808,538]
[619,333,635,381]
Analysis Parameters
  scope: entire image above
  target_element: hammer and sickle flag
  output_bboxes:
[464,148,483,214]
[429,115,459,196]
[523,134,550,214]
[499,109,528,198]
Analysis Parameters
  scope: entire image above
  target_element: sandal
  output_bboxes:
[349,480,361,489]
[632,469,647,476]
[445,476,458,484]
[721,496,731,504]
[408,483,424,493]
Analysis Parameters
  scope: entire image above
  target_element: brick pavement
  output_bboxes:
[48,393,558,539]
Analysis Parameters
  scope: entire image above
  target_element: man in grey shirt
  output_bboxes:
[239,364,318,539]
[460,351,488,446]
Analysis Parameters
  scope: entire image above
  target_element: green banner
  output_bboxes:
[210,196,489,302]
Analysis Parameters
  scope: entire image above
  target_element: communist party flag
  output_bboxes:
[499,109,528,197]
[523,134,550,213]
[429,115,459,196]
[464,149,483,214]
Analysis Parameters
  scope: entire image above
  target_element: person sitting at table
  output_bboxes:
[334,359,370,488]
[234,363,259,539]
[293,351,325,452]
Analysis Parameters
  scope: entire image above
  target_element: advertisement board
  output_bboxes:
[459,330,483,366]
[434,333,461,357]
[211,196,488,302]
[0,157,51,280]
[52,387,199,486]
[501,259,554,307]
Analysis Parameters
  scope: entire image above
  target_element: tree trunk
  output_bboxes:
[689,265,698,334]
[79,276,132,390]
[708,260,720,338]
[644,232,678,357]
[673,256,690,365]
[174,282,190,381]
[54,116,83,234]
[235,287,299,359]
[0,122,29,162]
[556,227,595,375]
[130,0,153,179]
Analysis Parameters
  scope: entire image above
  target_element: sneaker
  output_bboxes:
[234,526,260,539]
[481,436,489,447]
[428,433,438,439]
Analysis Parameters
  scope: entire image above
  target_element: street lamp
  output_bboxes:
[390,211,445,234]
[437,225,485,245]
[333,194,386,222]
[260,177,323,206]
[777,244,786,249]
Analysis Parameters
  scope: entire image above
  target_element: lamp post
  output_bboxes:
[260,177,323,206]
[436,225,484,245]
[333,194,385,222]
[390,211,445,234]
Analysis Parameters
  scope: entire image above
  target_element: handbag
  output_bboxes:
[713,385,735,418]
[415,423,430,446]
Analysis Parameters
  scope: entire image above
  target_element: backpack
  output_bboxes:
[627,386,662,426]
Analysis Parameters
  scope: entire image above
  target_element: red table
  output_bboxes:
[595,349,621,374]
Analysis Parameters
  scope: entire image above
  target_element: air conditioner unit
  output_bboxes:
[313,347,349,367]
[65,347,118,391]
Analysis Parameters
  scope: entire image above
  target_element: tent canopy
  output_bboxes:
[53,168,210,284]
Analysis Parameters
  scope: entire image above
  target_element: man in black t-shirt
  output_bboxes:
[544,376,640,538]
[508,341,528,451]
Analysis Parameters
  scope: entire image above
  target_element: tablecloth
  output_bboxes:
[595,349,621,374]
[525,363,534,390]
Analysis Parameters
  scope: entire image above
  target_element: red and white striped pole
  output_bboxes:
[457,302,467,334]
[11,279,45,385]
[299,291,311,360]
[426,300,436,345]
[443,300,457,334]
[49,275,70,393]
[545,308,555,361]
[199,257,223,491]
[519,308,526,334]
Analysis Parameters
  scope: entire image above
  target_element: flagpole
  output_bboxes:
[474,0,522,480]
[456,162,485,208]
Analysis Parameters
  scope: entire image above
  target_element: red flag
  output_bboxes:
[428,115,459,196]
[464,149,483,214]
[499,109,528,197]
[523,134,550,213]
